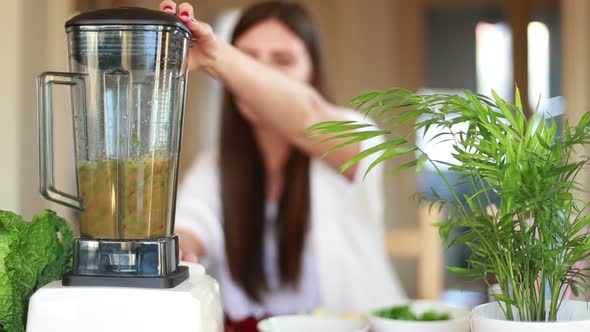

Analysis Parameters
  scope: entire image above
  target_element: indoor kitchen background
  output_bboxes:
[2,0,590,301]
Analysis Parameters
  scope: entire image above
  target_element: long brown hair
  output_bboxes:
[220,1,329,302]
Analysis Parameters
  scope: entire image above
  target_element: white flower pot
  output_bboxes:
[471,300,590,332]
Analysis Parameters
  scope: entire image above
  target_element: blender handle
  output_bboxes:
[37,71,85,211]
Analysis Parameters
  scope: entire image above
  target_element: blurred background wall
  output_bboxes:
[0,0,74,224]
[1,0,589,299]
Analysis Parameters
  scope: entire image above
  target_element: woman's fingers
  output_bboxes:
[180,247,198,263]
[177,229,205,263]
[184,253,199,263]
[175,7,214,42]
[184,18,214,42]
[177,2,194,19]
[160,0,177,14]
[160,1,213,42]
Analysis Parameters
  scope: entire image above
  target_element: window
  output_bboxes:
[475,22,512,100]
[528,21,550,109]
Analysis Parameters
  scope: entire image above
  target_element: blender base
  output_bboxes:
[62,265,189,288]
[73,236,182,277]
[27,262,223,332]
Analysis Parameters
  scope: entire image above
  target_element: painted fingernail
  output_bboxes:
[180,11,190,17]
[163,5,173,11]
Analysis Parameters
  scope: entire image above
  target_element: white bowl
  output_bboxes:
[257,315,369,332]
[369,300,471,332]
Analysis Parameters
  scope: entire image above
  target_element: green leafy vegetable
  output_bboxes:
[0,210,74,332]
[373,304,451,321]
[132,134,141,149]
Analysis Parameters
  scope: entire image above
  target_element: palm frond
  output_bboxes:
[308,87,590,322]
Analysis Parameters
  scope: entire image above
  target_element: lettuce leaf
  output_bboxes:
[0,210,73,332]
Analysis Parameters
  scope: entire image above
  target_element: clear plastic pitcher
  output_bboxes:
[38,7,192,240]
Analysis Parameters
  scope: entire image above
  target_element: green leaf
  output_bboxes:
[535,131,553,150]
[305,120,355,133]
[349,91,385,105]
[320,130,390,159]
[307,122,373,137]
[514,87,522,111]
[568,215,590,238]
[416,153,428,173]
[492,90,516,125]
[447,267,480,277]
[361,98,403,116]
[385,159,419,177]
[339,138,407,173]
[569,282,580,297]
[579,112,590,127]
[575,112,590,137]
[34,212,74,288]
[494,293,515,305]
[0,210,73,332]
[378,102,421,119]
[319,129,388,145]
[364,146,418,178]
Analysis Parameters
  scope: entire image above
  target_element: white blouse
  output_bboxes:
[175,111,407,320]
[209,200,320,320]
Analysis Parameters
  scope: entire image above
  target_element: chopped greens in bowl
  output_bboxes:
[372,304,451,321]
[368,300,471,332]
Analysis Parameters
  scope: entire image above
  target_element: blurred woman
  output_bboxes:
[161,0,406,328]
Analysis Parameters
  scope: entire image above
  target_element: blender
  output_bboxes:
[26,7,222,332]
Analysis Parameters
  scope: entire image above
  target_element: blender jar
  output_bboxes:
[38,7,192,240]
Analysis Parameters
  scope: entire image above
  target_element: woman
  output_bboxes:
[161,0,406,326]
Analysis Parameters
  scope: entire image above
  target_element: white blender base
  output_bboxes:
[26,262,223,332]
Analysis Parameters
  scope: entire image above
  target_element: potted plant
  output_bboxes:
[308,88,590,331]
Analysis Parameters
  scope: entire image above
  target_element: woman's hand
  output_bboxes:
[176,229,205,263]
[160,1,221,72]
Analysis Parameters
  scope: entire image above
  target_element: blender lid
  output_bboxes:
[65,7,192,36]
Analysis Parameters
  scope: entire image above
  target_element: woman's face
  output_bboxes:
[235,18,313,84]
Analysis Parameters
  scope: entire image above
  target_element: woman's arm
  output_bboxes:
[174,149,225,264]
[161,1,361,179]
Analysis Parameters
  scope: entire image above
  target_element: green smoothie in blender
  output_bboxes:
[77,152,173,239]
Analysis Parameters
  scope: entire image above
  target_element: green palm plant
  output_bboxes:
[308,88,590,322]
